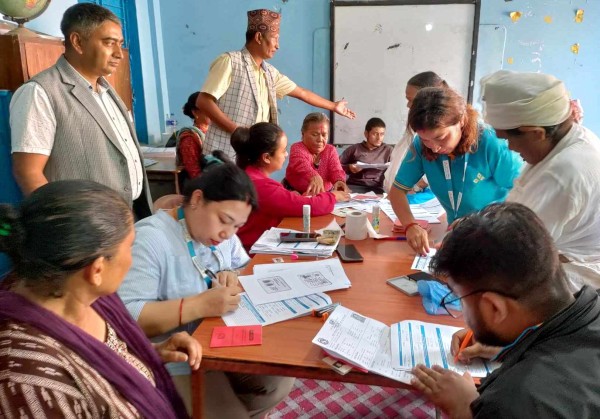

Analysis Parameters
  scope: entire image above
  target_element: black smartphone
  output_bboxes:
[336,244,363,263]
[280,232,319,242]
[407,271,437,281]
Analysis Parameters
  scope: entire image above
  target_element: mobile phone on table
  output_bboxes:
[279,232,319,242]
[407,271,437,281]
[386,276,419,296]
[336,244,363,263]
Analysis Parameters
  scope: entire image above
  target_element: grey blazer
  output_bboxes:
[29,56,152,218]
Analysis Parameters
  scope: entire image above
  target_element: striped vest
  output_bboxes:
[204,47,279,158]
[30,56,152,218]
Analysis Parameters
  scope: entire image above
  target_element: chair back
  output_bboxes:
[153,194,184,213]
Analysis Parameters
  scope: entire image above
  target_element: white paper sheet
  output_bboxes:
[240,260,351,305]
[389,320,499,377]
[379,198,443,224]
[356,161,390,169]
[222,292,332,326]
[312,306,413,384]
[411,249,437,273]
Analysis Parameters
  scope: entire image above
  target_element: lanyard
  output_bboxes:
[441,153,470,220]
[177,207,225,289]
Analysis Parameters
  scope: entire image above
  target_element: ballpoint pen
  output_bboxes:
[375,236,407,241]
[454,329,474,363]
[206,268,222,288]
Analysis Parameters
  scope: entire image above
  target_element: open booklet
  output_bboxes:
[313,306,497,384]
[390,320,499,376]
[312,306,413,383]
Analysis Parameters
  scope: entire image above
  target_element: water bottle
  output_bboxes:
[170,113,178,134]
[165,113,173,134]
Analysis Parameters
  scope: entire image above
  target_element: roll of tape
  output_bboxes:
[345,211,368,240]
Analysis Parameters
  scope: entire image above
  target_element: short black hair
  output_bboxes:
[407,71,448,89]
[365,117,386,132]
[61,3,120,49]
[430,202,567,305]
[182,162,258,210]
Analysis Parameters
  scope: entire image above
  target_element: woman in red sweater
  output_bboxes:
[232,123,350,249]
[285,112,350,195]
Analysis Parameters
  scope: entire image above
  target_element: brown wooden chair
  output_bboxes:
[152,194,183,213]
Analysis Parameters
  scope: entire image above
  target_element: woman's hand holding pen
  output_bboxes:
[192,286,242,318]
[215,270,239,287]
[451,328,501,364]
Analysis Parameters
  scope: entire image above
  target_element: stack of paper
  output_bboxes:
[332,192,382,215]
[249,227,341,257]
[140,146,176,158]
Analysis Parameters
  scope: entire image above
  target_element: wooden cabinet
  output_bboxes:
[0,33,132,109]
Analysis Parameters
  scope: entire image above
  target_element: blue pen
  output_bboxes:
[375,236,407,241]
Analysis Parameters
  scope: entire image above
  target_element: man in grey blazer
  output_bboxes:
[10,3,152,219]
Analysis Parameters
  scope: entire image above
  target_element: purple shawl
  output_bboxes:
[0,291,188,419]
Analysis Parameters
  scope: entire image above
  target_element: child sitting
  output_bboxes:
[340,117,393,194]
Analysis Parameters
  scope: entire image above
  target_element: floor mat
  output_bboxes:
[269,378,436,418]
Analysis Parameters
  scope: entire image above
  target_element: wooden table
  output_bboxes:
[145,156,183,197]
[191,213,462,418]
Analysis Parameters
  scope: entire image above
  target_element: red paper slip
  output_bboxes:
[210,325,263,348]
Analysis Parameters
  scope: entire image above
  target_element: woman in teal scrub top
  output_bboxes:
[389,87,522,255]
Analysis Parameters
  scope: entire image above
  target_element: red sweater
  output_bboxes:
[285,142,346,193]
[237,166,337,249]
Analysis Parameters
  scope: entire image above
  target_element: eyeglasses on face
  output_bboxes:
[440,288,518,318]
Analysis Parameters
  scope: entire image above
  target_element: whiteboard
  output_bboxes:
[332,2,479,144]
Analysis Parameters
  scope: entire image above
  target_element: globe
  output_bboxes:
[0,0,51,27]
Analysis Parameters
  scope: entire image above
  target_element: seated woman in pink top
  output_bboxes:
[285,112,350,195]
[232,122,350,249]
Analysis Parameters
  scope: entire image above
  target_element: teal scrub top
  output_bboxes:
[393,124,522,223]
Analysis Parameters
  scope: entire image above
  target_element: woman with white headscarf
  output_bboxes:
[482,70,600,291]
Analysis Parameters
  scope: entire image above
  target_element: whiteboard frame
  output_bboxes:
[330,0,481,144]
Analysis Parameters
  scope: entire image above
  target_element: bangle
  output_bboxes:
[178,298,184,327]
[405,222,421,232]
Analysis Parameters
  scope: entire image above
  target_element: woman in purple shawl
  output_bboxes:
[0,180,199,418]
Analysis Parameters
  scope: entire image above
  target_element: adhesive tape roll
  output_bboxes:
[345,211,368,240]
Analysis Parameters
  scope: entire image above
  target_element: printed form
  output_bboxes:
[411,249,437,272]
[222,292,332,327]
[240,259,351,305]
[390,320,499,377]
[312,306,413,384]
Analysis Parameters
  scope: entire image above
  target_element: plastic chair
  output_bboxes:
[153,194,184,213]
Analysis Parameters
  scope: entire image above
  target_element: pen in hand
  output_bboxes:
[454,329,474,363]
[206,269,223,288]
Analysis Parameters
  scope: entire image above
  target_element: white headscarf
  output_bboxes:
[481,70,571,130]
